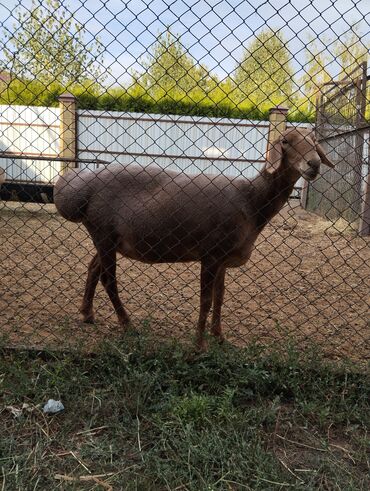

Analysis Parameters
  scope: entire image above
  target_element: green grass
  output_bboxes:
[0,333,369,490]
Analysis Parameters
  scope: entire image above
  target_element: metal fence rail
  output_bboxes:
[0,0,369,363]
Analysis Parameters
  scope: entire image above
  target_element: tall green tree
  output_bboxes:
[333,23,368,80]
[133,29,216,101]
[233,28,294,106]
[300,36,332,109]
[2,0,104,86]
[300,24,368,111]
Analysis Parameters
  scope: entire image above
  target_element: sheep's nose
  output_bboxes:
[308,159,321,169]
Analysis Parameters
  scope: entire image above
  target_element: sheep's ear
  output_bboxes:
[265,139,283,174]
[316,142,335,168]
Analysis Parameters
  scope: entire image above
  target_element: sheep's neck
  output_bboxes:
[248,166,298,230]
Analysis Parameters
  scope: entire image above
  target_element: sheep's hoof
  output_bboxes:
[119,316,131,329]
[196,339,208,353]
[210,327,225,344]
[213,334,226,345]
[81,311,95,324]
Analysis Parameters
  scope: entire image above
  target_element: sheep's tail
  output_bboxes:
[54,169,92,223]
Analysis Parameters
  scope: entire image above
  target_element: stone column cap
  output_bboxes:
[269,106,288,115]
[58,92,76,103]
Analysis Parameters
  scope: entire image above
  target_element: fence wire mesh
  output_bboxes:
[0,0,369,362]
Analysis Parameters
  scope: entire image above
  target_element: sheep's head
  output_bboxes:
[266,128,335,181]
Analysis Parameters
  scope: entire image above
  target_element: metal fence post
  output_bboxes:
[267,106,288,154]
[58,92,77,175]
[359,170,370,236]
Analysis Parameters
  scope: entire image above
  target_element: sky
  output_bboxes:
[0,0,369,85]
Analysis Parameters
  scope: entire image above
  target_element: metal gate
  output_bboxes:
[303,62,370,235]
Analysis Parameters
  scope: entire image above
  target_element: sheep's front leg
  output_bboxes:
[80,253,101,323]
[210,266,226,343]
[196,262,219,351]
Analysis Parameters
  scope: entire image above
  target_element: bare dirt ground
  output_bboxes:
[1,200,369,362]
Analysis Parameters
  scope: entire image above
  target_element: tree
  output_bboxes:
[133,29,216,101]
[233,28,294,106]
[300,36,332,110]
[2,0,104,86]
[300,23,369,111]
[333,23,368,80]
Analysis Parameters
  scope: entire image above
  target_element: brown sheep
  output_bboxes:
[54,128,334,350]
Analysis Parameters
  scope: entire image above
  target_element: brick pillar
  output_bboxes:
[58,92,77,175]
[268,106,288,153]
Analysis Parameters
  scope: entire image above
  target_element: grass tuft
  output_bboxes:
[1,333,369,490]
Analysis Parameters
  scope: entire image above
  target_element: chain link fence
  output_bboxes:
[0,0,369,362]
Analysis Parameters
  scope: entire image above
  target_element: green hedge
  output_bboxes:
[0,79,315,123]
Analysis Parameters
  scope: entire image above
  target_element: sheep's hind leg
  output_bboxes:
[196,262,219,351]
[99,248,130,328]
[80,253,101,324]
[210,266,226,343]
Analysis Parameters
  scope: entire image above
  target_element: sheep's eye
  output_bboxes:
[281,139,288,145]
